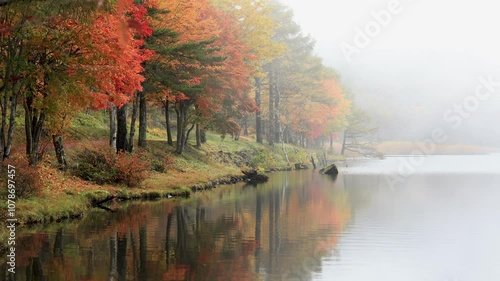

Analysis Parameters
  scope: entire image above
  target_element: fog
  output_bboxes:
[284,0,500,147]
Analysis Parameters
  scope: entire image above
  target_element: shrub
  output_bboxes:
[150,153,174,173]
[150,159,165,173]
[71,145,117,184]
[2,156,43,198]
[115,151,149,187]
[287,147,308,164]
[71,145,149,187]
[251,151,280,170]
[163,154,174,171]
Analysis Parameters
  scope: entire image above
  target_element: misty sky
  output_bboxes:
[283,0,500,146]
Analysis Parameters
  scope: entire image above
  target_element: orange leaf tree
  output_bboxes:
[195,9,258,141]
[86,0,152,152]
[143,0,230,154]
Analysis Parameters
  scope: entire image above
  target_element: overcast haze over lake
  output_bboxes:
[285,0,500,146]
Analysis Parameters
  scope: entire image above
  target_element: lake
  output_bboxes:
[4,155,500,281]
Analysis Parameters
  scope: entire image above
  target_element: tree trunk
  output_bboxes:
[281,140,290,166]
[255,77,263,143]
[243,115,249,136]
[274,73,281,143]
[52,135,67,170]
[233,124,241,140]
[1,40,22,160]
[341,130,347,155]
[0,88,7,160]
[200,128,206,143]
[0,87,17,160]
[4,96,16,159]
[138,91,147,148]
[116,104,128,152]
[310,155,316,169]
[109,105,117,150]
[330,134,334,150]
[165,100,173,146]
[1,55,11,161]
[184,123,195,147]
[128,93,139,153]
[24,98,46,165]
[175,102,190,154]
[195,124,201,147]
[175,108,182,154]
[268,71,275,146]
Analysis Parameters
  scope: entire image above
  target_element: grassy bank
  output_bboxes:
[0,113,311,231]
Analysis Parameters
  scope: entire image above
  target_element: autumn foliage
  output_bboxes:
[0,0,353,184]
[71,144,148,187]
[2,156,43,198]
[114,151,150,187]
[86,1,153,109]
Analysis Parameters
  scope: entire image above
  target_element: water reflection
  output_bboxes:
[4,170,350,281]
[5,156,500,281]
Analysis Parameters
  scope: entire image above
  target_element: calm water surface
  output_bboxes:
[3,155,500,281]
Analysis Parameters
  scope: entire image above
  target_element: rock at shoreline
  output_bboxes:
[242,170,258,177]
[249,173,270,183]
[242,170,270,183]
[294,163,309,170]
[320,163,339,175]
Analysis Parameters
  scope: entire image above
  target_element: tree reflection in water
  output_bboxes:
[7,170,351,281]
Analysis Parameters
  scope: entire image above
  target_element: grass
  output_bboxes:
[0,112,313,234]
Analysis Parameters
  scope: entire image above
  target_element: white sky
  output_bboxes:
[283,0,500,68]
[282,0,500,145]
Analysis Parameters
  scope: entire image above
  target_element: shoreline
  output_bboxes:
[18,166,296,225]
[14,173,252,226]
[0,119,320,252]
[0,162,299,254]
